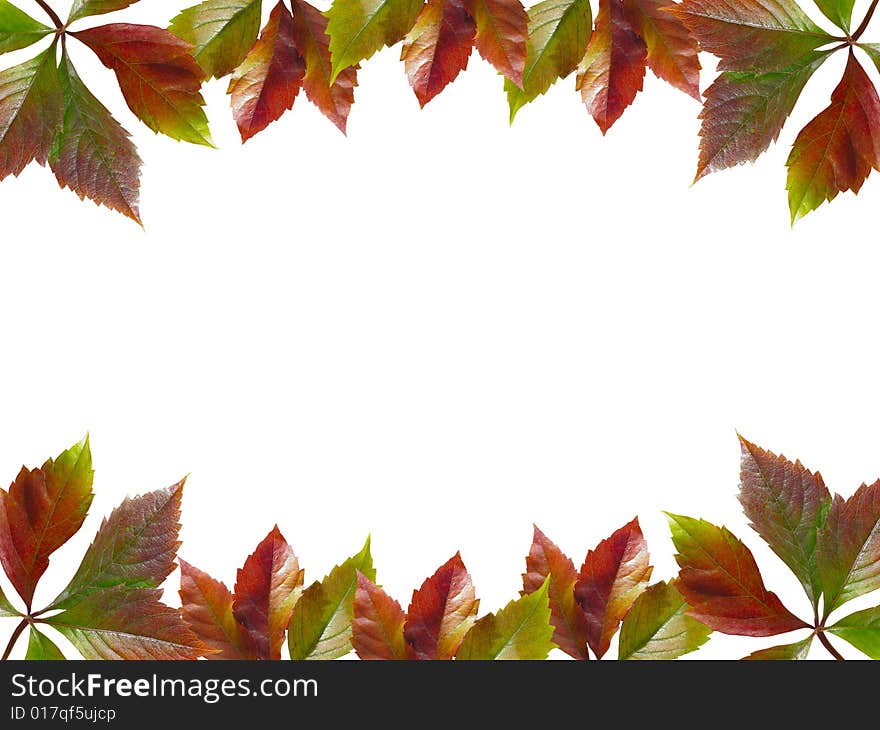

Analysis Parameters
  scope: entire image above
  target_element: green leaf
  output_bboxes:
[288,537,374,660]
[169,0,263,79]
[862,43,880,71]
[742,635,813,659]
[25,626,66,660]
[325,0,424,82]
[68,0,140,24]
[0,586,19,616]
[456,578,555,659]
[828,606,880,658]
[618,581,711,660]
[812,0,854,32]
[0,0,51,54]
[505,0,592,121]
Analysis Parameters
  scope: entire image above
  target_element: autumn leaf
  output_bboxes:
[817,479,880,618]
[351,572,409,659]
[742,635,813,659]
[456,578,555,659]
[74,23,212,146]
[0,437,93,609]
[668,513,809,636]
[828,605,880,658]
[48,480,184,611]
[0,0,51,53]
[577,0,647,134]
[46,587,207,659]
[290,0,357,133]
[325,0,424,81]
[617,580,711,660]
[401,0,476,107]
[51,51,142,223]
[786,51,880,222]
[228,2,305,141]
[0,43,62,180]
[404,552,479,659]
[463,0,528,86]
[169,0,263,79]
[505,0,592,120]
[179,559,258,659]
[25,626,65,660]
[68,0,140,24]
[738,435,831,607]
[288,538,374,659]
[574,517,652,658]
[233,526,303,660]
[523,525,590,659]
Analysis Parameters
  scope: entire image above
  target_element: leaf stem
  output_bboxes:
[817,630,845,660]
[1,619,29,661]
[34,0,63,29]
[853,0,879,41]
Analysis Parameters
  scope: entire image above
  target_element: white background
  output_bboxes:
[1,0,880,659]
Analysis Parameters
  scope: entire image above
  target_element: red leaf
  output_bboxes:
[179,560,258,660]
[404,552,479,659]
[577,0,647,134]
[290,0,357,133]
[228,2,306,142]
[464,0,528,86]
[573,517,652,657]
[523,526,590,659]
[351,572,409,659]
[401,0,476,107]
[232,526,304,659]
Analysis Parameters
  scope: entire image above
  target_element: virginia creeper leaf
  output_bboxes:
[741,635,813,659]
[668,513,809,636]
[817,478,880,616]
[290,0,357,133]
[573,517,652,658]
[25,626,65,660]
[505,0,592,120]
[617,580,711,660]
[0,586,18,616]
[68,0,140,24]
[0,437,93,608]
[404,552,479,659]
[179,559,258,660]
[786,51,880,222]
[47,586,207,659]
[325,0,424,82]
[49,480,184,610]
[671,0,833,72]
[828,605,880,658]
[169,0,262,79]
[401,0,476,107]
[351,572,409,659]
[0,44,62,180]
[811,0,854,32]
[576,0,647,134]
[523,525,590,659]
[288,537,374,660]
[456,578,555,659]
[738,435,831,606]
[463,0,528,86]
[624,0,699,99]
[50,52,142,223]
[228,1,305,142]
[862,43,880,70]
[233,526,303,660]
[74,24,212,146]
[695,52,828,179]
[0,0,50,54]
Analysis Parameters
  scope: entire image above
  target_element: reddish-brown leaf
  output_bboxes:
[464,0,528,86]
[401,0,476,107]
[351,571,409,659]
[290,0,357,133]
[573,517,653,658]
[404,552,479,659]
[577,0,647,134]
[179,559,258,660]
[233,526,304,659]
[228,2,306,142]
[523,525,590,659]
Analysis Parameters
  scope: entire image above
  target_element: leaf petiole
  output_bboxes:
[34,0,63,29]
[817,629,845,660]
[1,618,29,661]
